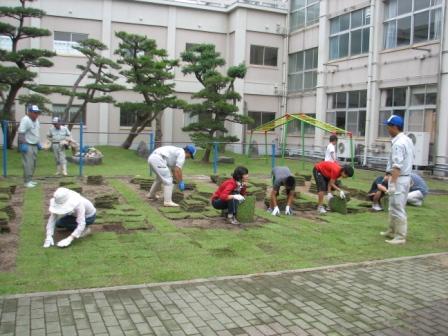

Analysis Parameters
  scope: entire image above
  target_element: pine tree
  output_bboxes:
[0,0,55,148]
[181,44,250,162]
[114,31,183,149]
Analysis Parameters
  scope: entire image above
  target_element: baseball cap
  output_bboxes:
[52,117,61,124]
[384,115,403,128]
[27,105,41,113]
[184,145,196,159]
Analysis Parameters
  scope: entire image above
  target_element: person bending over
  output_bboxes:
[268,166,296,216]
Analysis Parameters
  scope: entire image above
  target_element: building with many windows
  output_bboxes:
[1,0,448,175]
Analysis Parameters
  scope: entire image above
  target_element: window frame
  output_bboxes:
[52,104,85,125]
[288,47,318,92]
[383,0,442,49]
[289,0,320,32]
[248,111,276,130]
[249,45,278,67]
[0,35,12,51]
[53,31,88,56]
[329,7,371,60]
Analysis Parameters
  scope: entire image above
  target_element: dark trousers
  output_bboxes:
[212,199,238,216]
[56,214,96,231]
[313,167,329,193]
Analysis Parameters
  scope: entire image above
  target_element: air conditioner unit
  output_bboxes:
[337,139,353,159]
[406,132,430,166]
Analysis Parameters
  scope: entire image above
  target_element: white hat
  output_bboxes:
[49,188,81,215]
[52,117,61,124]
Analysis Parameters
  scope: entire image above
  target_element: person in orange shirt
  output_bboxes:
[313,161,354,214]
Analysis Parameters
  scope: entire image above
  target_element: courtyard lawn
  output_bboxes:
[0,146,447,295]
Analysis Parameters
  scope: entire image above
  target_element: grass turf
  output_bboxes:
[0,146,447,294]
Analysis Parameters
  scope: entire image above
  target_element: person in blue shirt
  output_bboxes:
[368,173,390,211]
[407,173,428,206]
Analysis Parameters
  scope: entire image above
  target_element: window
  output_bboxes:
[288,47,318,92]
[248,111,276,130]
[378,84,437,137]
[0,35,12,51]
[53,31,88,56]
[290,0,320,32]
[52,104,84,124]
[326,91,367,136]
[287,114,316,135]
[329,8,370,60]
[250,45,278,66]
[383,0,442,49]
[185,43,199,51]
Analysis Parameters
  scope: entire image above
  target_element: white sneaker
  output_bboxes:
[385,237,406,245]
[146,193,160,200]
[163,201,179,207]
[80,227,91,238]
[317,206,327,214]
[372,204,383,211]
[25,182,36,188]
[30,181,37,186]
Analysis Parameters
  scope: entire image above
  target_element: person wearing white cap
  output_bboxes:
[47,117,71,176]
[381,115,414,245]
[18,105,42,188]
[43,187,96,248]
[147,145,196,207]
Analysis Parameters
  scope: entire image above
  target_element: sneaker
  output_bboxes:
[163,201,179,207]
[24,182,36,188]
[227,216,240,225]
[385,237,406,245]
[79,227,91,238]
[372,204,383,211]
[317,206,327,214]
[30,181,37,186]
[146,193,159,200]
[380,230,394,238]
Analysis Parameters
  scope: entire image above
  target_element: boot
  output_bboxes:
[163,184,179,207]
[62,164,68,176]
[55,165,61,176]
[147,180,161,200]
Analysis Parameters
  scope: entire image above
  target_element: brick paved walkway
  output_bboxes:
[1,253,448,336]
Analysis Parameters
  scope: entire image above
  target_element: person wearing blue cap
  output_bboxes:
[17,105,42,188]
[381,115,414,245]
[147,145,196,207]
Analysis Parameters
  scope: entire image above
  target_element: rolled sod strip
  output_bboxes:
[236,195,255,223]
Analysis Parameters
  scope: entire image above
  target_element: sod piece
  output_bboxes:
[236,195,255,223]
[329,195,348,214]
[87,175,104,185]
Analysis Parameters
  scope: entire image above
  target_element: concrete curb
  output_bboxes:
[2,251,447,299]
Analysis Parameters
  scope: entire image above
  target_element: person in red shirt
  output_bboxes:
[313,161,354,214]
[211,166,249,225]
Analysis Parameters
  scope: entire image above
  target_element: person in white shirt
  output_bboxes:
[47,117,71,176]
[380,115,414,245]
[43,188,96,248]
[147,145,196,207]
[18,105,42,188]
[324,134,338,162]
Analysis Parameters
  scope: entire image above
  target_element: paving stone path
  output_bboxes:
[1,253,448,336]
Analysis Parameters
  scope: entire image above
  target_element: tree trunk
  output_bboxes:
[3,84,22,148]
[155,113,163,148]
[68,100,88,131]
[121,124,139,149]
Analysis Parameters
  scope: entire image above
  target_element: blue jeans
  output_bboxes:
[212,198,239,216]
[56,214,96,231]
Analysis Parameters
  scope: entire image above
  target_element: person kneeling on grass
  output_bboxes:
[368,173,390,211]
[43,188,96,248]
[211,166,249,225]
[312,161,354,214]
[268,166,296,216]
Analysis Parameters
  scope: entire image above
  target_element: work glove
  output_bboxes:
[339,190,346,199]
[43,236,54,248]
[37,143,43,150]
[271,206,280,216]
[19,143,28,153]
[233,194,245,203]
[326,192,334,202]
[285,206,292,215]
[57,235,74,248]
[387,183,399,195]
[178,180,185,191]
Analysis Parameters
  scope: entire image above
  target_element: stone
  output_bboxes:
[136,141,150,159]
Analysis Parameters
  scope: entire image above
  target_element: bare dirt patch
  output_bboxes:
[0,184,24,272]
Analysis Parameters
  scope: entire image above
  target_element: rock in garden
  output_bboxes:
[236,195,256,223]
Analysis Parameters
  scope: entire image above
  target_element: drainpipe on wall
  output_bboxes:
[363,0,376,166]
[280,8,290,145]
[434,0,447,173]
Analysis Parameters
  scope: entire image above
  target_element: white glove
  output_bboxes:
[271,206,280,216]
[339,190,346,199]
[233,194,245,202]
[285,206,292,215]
[43,236,54,248]
[326,193,334,202]
[57,235,74,248]
[387,183,399,195]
